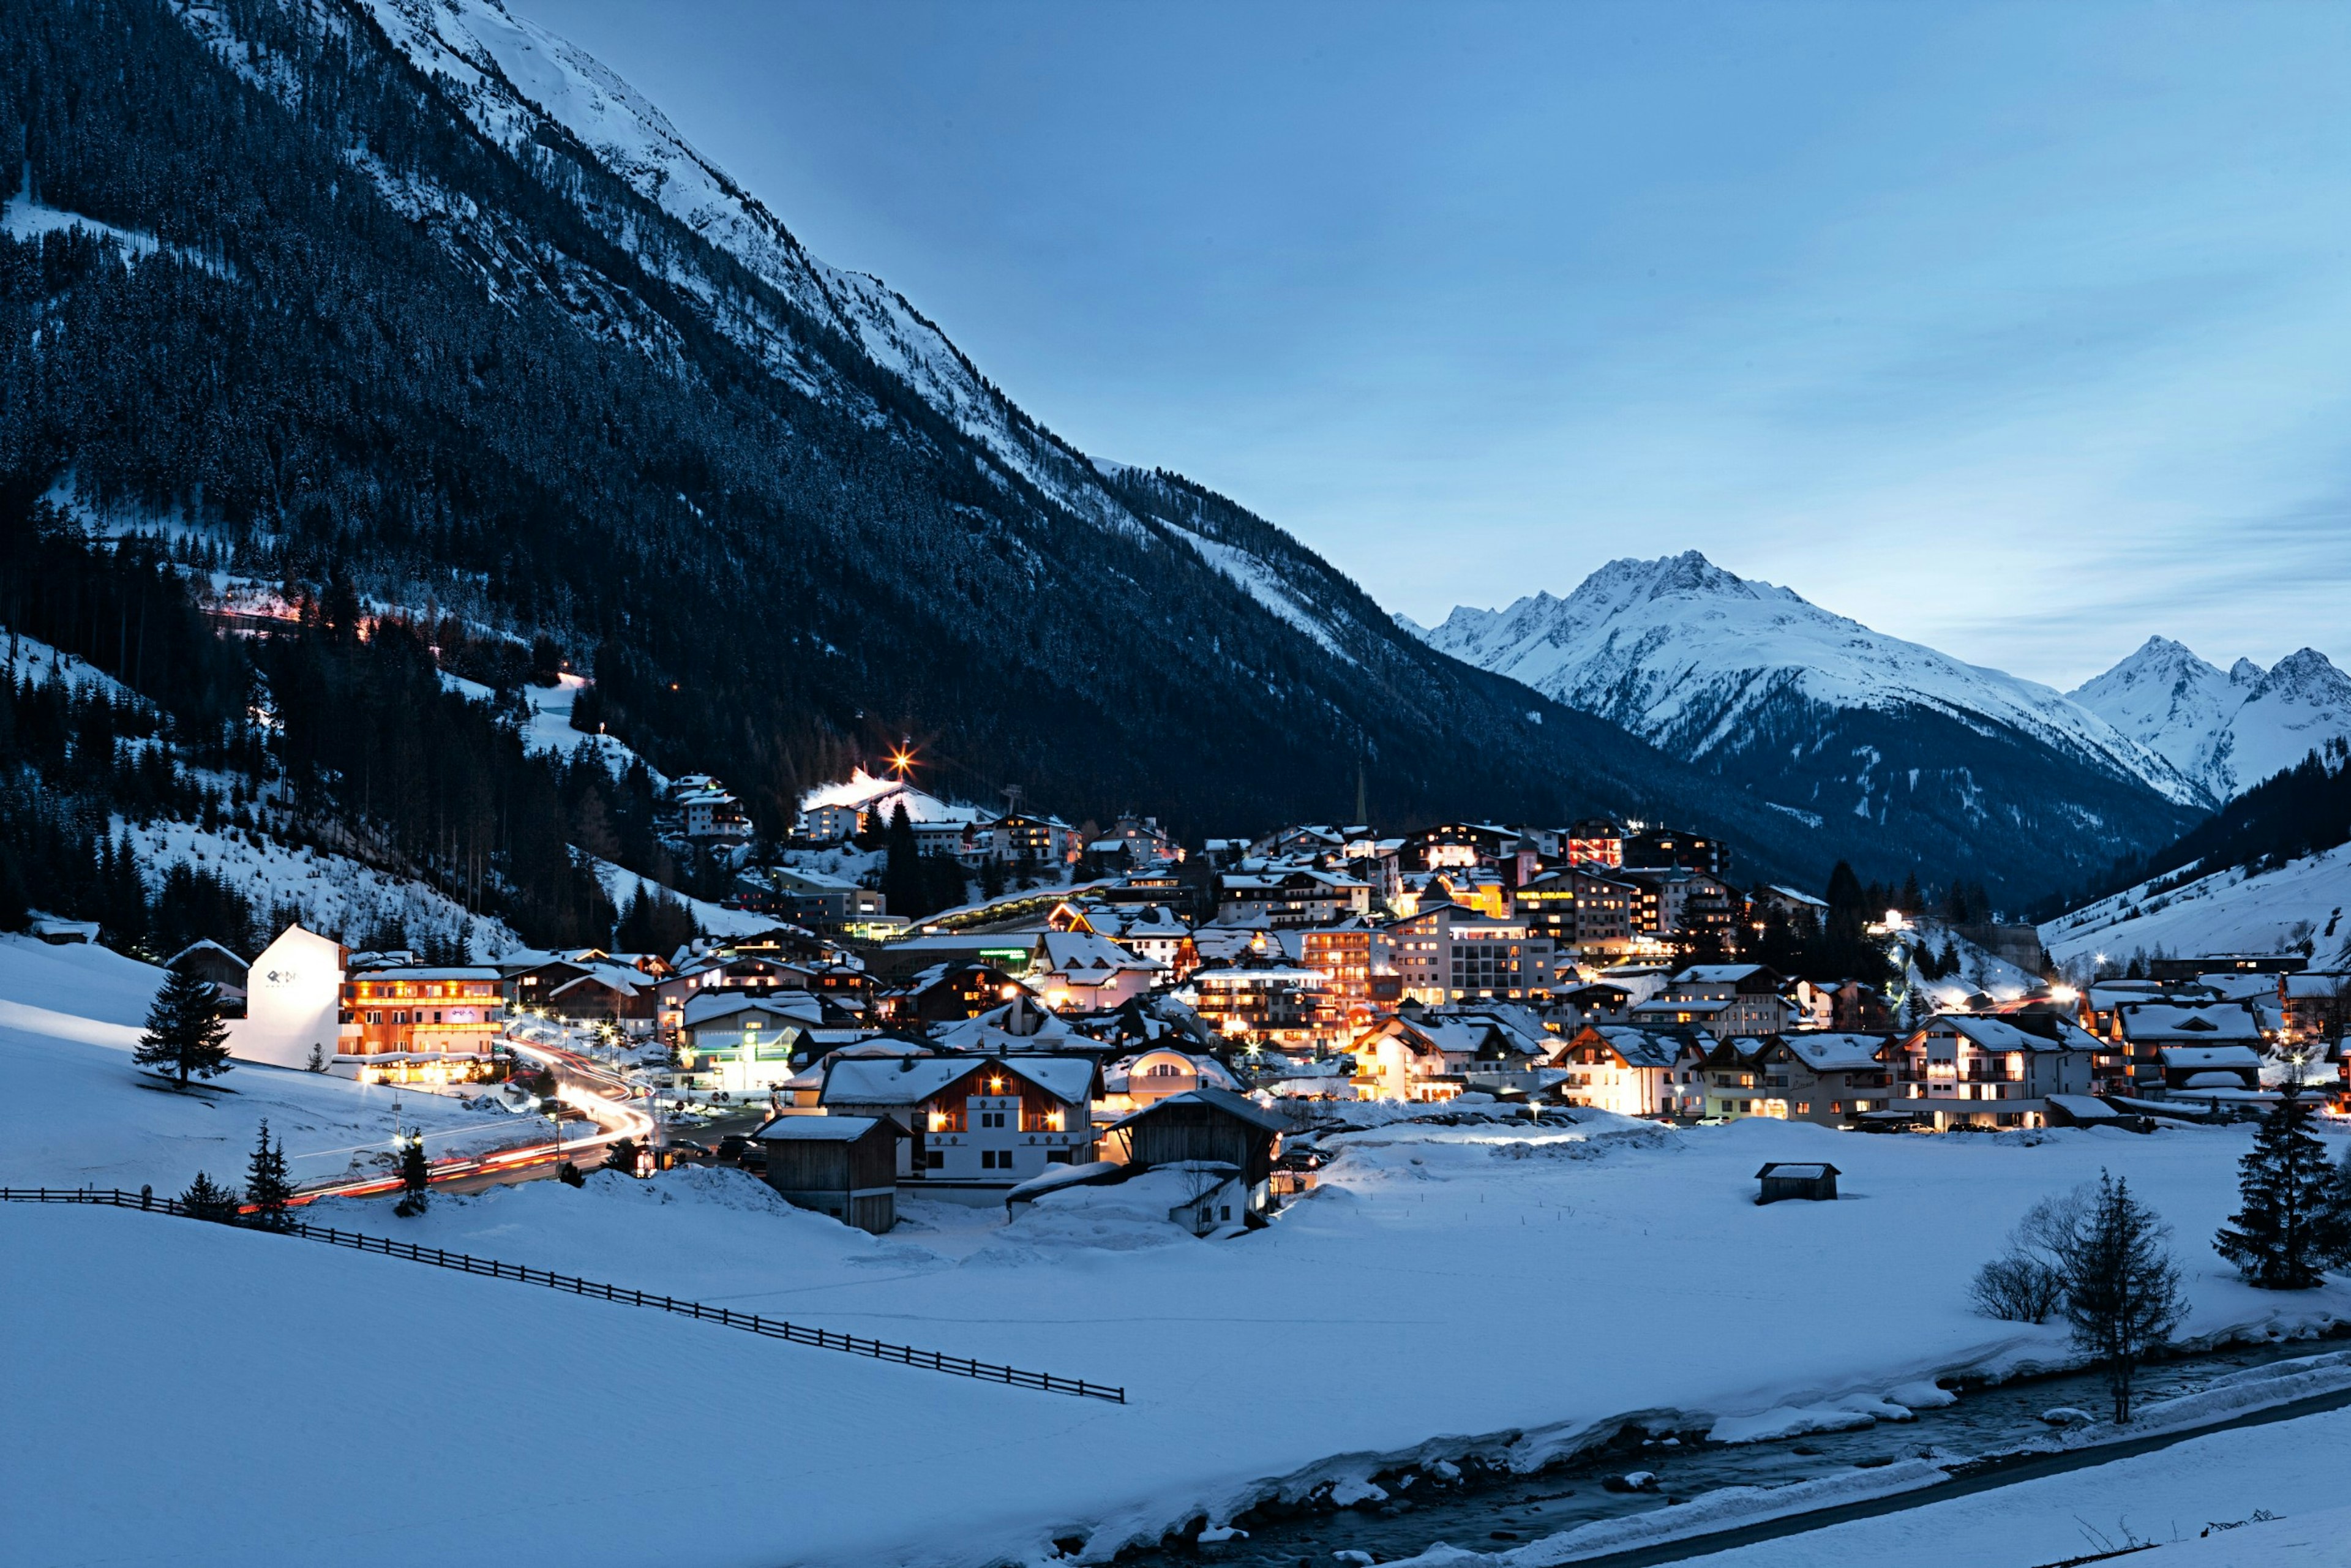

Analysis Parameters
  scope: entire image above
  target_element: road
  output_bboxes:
[287,1024,656,1205]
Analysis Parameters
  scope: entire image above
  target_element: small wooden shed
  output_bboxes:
[1107,1087,1288,1220]
[753,1116,904,1233]
[1754,1161,1840,1204]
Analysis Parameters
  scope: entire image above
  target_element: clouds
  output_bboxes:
[517,0,2351,686]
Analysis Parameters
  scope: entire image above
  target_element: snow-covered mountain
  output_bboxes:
[2069,637,2351,802]
[1409,552,2205,897]
[1414,552,2202,803]
[2040,841,2351,975]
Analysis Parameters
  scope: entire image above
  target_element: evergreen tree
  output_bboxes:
[979,854,1007,900]
[178,1170,240,1223]
[557,1161,587,1187]
[133,965,233,1087]
[1897,870,1922,915]
[2060,1172,2184,1423]
[879,803,926,917]
[304,1043,327,1072]
[392,1137,432,1217]
[2214,1082,2351,1289]
[243,1119,293,1230]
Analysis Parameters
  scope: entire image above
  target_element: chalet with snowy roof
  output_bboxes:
[654,953,814,1037]
[1697,1032,1893,1126]
[751,1116,904,1233]
[2153,1043,2262,1095]
[1100,1048,1240,1116]
[1027,930,1166,1011]
[681,991,825,1092]
[795,768,976,844]
[1108,906,1197,978]
[1347,1012,1546,1101]
[992,811,1081,865]
[929,992,1093,1054]
[165,939,249,1000]
[1885,1013,2098,1129]
[1215,868,1372,928]
[1554,1025,1688,1117]
[675,783,752,841]
[1655,966,1790,1036]
[2114,999,2266,1096]
[817,1052,1101,1199]
[767,867,886,923]
[1187,960,1326,1049]
[877,961,1033,1025]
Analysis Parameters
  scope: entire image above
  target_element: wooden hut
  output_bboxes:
[1754,1161,1840,1204]
[1107,1087,1288,1221]
[752,1116,904,1233]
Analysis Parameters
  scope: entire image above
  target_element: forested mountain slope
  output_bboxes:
[0,0,2197,902]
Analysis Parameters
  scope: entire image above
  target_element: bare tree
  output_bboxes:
[1970,1189,2086,1323]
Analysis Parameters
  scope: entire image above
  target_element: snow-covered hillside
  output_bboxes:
[1414,552,2200,806]
[119,817,522,962]
[2040,841,2351,973]
[2071,637,2351,801]
[0,937,526,1190]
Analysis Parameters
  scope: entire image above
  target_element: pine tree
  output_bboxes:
[2060,1172,2184,1423]
[244,1119,293,1230]
[178,1170,240,1223]
[392,1137,432,1217]
[2214,1082,2351,1289]
[133,966,233,1087]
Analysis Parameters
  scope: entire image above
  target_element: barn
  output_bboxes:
[1107,1087,1288,1222]
[752,1116,904,1233]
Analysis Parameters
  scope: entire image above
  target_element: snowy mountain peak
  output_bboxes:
[2071,641,2351,800]
[1414,554,2205,811]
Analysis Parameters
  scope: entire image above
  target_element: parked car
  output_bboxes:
[716,1135,756,1163]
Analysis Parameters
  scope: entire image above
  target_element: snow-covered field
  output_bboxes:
[2041,841,2351,973]
[7,942,2350,1568]
[0,937,532,1191]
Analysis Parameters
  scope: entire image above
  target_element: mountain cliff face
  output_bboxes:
[2069,637,2351,802]
[0,0,2210,901]
[0,0,1826,877]
[1412,552,2204,898]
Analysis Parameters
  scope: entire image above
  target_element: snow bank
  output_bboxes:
[1693,1406,2351,1568]
[1398,1460,1949,1566]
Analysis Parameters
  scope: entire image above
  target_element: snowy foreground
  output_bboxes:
[7,953,2351,1566]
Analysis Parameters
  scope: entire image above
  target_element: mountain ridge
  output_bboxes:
[2069,635,2351,803]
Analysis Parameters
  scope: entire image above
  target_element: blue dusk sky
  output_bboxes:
[517,0,2351,688]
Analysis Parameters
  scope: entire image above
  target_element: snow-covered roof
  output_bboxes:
[1757,1163,1835,1180]
[1931,1015,2080,1053]
[1036,931,1163,975]
[1672,964,1769,986]
[1632,997,1730,1016]
[2158,1045,2262,1069]
[1582,1027,1679,1069]
[752,1115,896,1142]
[2116,1001,2263,1042]
[1106,1086,1288,1135]
[681,991,822,1028]
[820,1054,1096,1108]
[351,966,501,981]
[1780,1032,1891,1070]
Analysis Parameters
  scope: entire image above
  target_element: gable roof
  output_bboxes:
[751,1115,902,1142]
[819,1053,1098,1108]
[1106,1086,1289,1135]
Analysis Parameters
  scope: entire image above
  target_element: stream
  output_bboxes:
[1114,1332,2351,1567]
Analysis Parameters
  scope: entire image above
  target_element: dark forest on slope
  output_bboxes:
[0,0,2205,912]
